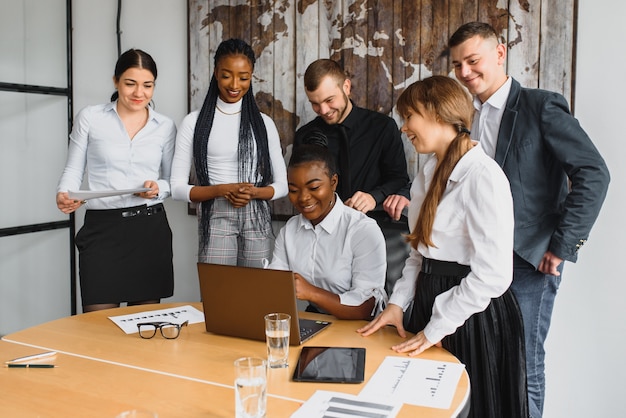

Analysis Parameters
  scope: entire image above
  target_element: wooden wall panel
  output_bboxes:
[398,1,421,87]
[366,0,393,113]
[507,0,541,88]
[540,0,575,103]
[188,0,210,111]
[188,0,578,216]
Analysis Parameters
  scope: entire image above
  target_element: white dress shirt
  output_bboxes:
[170,97,287,202]
[57,102,176,210]
[389,145,514,343]
[471,76,512,158]
[269,197,387,312]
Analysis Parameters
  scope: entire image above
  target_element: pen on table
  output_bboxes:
[5,364,56,368]
[5,351,57,364]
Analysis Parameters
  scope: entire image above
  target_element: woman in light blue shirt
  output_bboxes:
[56,49,176,313]
[269,142,387,320]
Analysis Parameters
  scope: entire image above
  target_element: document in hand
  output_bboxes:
[68,187,151,200]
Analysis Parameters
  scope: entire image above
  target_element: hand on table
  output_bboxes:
[391,330,441,357]
[357,303,407,338]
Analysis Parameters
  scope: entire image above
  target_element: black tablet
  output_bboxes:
[292,346,366,383]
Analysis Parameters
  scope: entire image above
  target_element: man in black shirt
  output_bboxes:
[294,59,411,294]
[294,59,410,217]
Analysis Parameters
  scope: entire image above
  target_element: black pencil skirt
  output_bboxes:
[75,203,174,306]
[407,258,528,418]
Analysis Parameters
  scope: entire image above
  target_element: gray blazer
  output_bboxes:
[496,78,610,268]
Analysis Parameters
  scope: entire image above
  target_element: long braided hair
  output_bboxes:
[396,76,474,249]
[192,38,273,252]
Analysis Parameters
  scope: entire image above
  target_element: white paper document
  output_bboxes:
[108,305,205,334]
[68,187,151,200]
[359,356,465,410]
[291,390,402,418]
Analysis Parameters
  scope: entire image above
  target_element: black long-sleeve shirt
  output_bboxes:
[294,103,410,208]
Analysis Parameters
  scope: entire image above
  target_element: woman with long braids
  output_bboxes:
[56,49,176,313]
[171,39,287,266]
[358,76,528,417]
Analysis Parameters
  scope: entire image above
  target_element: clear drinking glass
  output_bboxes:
[264,313,290,368]
[234,357,267,418]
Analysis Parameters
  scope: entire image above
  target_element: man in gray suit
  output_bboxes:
[449,22,610,418]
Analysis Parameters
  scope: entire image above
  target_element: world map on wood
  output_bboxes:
[189,0,577,215]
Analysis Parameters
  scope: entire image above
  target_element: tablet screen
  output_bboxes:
[292,346,366,383]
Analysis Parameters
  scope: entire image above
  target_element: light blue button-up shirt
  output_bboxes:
[57,101,176,210]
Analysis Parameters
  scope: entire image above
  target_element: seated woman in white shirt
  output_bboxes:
[357,76,527,417]
[269,142,387,320]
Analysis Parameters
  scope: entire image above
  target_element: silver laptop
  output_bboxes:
[197,263,331,345]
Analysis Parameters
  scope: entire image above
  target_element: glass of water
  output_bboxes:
[234,357,267,418]
[264,313,291,368]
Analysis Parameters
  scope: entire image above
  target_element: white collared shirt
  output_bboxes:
[57,102,176,209]
[471,76,512,158]
[269,197,387,312]
[389,145,514,343]
[170,97,287,202]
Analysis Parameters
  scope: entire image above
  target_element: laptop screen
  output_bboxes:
[197,263,330,345]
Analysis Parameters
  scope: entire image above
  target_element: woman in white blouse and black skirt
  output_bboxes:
[56,49,176,313]
[358,76,527,417]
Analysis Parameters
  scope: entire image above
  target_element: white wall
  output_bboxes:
[543,1,626,416]
[12,0,626,416]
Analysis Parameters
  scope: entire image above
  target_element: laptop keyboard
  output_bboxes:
[298,318,331,342]
[300,325,315,339]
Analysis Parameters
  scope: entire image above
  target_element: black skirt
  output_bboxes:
[75,203,174,306]
[407,258,528,418]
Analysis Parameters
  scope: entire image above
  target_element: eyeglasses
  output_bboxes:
[136,320,188,339]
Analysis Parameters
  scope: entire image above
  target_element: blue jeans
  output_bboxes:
[510,253,562,418]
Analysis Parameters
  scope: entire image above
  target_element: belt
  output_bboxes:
[421,257,471,277]
[121,203,165,218]
[86,203,165,221]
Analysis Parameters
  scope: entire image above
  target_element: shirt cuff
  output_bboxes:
[423,321,448,345]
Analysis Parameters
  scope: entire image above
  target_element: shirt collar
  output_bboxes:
[337,100,360,130]
[217,97,243,113]
[476,76,512,111]
[425,145,484,186]
[297,193,344,234]
[107,100,162,124]
[448,144,483,183]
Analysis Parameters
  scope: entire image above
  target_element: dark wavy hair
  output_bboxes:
[192,38,273,252]
[110,49,157,102]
